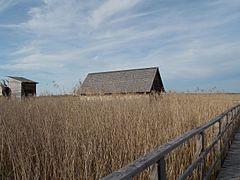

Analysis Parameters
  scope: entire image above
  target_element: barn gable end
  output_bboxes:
[151,68,165,92]
[80,67,165,95]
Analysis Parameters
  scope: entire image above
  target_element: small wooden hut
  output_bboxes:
[7,76,38,98]
[80,67,165,95]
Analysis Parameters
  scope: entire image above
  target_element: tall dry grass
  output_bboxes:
[0,93,240,179]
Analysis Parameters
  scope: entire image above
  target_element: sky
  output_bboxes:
[0,0,240,94]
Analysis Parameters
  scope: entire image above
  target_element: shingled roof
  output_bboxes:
[8,76,38,84]
[80,67,165,95]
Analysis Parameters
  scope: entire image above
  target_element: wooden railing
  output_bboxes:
[102,104,240,180]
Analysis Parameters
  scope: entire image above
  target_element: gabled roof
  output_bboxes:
[80,67,164,95]
[8,76,38,84]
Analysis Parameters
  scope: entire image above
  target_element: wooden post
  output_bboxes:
[218,120,223,166]
[200,132,205,179]
[196,132,205,179]
[226,112,229,126]
[149,163,158,180]
[227,113,232,149]
[157,157,166,180]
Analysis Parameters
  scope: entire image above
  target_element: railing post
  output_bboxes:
[200,132,205,179]
[237,106,240,126]
[157,157,166,180]
[218,120,222,166]
[233,108,237,131]
[228,112,232,149]
[196,132,205,179]
[218,117,225,167]
[226,112,229,126]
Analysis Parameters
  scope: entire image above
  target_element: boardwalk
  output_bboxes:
[218,129,240,179]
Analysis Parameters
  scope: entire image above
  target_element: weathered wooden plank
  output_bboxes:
[8,79,22,97]
[217,130,240,179]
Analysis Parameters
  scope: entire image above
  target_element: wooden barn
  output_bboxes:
[80,67,165,95]
[7,76,38,98]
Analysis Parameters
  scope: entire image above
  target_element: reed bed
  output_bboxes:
[0,93,240,179]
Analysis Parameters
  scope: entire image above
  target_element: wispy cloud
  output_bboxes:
[1,0,240,92]
[88,0,142,27]
[21,0,85,35]
[0,0,17,13]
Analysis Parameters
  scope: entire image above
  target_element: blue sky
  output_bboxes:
[0,0,240,94]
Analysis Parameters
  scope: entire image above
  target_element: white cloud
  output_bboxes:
[11,46,39,56]
[0,51,65,71]
[0,63,60,71]
[0,24,20,28]
[0,0,35,13]
[0,0,17,12]
[21,0,87,36]
[88,0,141,27]
[145,42,240,80]
[2,0,240,93]
[21,0,143,35]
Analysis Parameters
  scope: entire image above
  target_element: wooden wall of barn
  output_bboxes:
[8,79,22,98]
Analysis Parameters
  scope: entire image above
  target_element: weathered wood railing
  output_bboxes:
[102,104,240,180]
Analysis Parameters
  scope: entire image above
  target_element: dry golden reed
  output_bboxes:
[0,93,240,179]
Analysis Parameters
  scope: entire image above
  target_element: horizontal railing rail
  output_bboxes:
[102,104,240,180]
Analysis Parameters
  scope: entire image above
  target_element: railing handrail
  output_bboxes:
[102,104,240,180]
